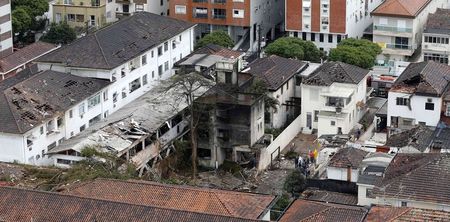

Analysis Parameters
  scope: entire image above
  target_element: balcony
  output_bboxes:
[193,13,208,18]
[382,43,415,56]
[212,0,226,3]
[193,0,208,2]
[373,25,413,38]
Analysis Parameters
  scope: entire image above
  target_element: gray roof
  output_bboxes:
[328,148,369,169]
[385,125,434,152]
[36,12,195,70]
[243,55,307,91]
[424,8,450,34]
[392,61,450,96]
[303,61,369,86]
[0,67,110,134]
[374,153,450,205]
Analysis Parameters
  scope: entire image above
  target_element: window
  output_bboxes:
[122,88,127,99]
[233,9,244,18]
[401,201,408,207]
[142,54,147,65]
[143,74,148,85]
[87,94,101,110]
[172,40,176,49]
[129,78,141,93]
[319,33,324,42]
[331,121,335,126]
[295,76,302,86]
[225,72,232,84]
[175,5,187,14]
[158,65,163,76]
[151,50,154,58]
[79,103,85,117]
[67,14,76,22]
[281,85,284,94]
[164,61,169,71]
[179,35,182,42]
[213,8,226,19]
[302,32,307,40]
[164,42,169,52]
[311,33,315,41]
[424,53,448,64]
[396,97,410,106]
[69,110,73,118]
[286,81,289,90]
[76,14,84,22]
[80,125,86,132]
[337,35,341,43]
[103,90,108,101]
[328,34,333,43]
[113,92,118,103]
[158,46,163,56]
[314,110,319,122]
[425,102,434,110]
[152,71,155,79]
[40,126,44,135]
[424,36,449,44]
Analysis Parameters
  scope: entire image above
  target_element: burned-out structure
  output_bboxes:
[194,57,265,168]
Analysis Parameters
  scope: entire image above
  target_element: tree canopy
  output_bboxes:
[328,38,382,69]
[41,23,77,45]
[195,30,234,49]
[265,37,322,62]
[11,0,49,35]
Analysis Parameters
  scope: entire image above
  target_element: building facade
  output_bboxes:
[422,8,450,65]
[169,0,284,51]
[387,61,450,133]
[0,0,12,58]
[300,62,369,137]
[371,0,447,65]
[285,0,383,52]
[115,0,169,19]
[52,0,116,28]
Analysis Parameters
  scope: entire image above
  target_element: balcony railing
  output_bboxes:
[374,25,412,33]
[213,14,226,19]
[193,13,208,18]
[385,43,413,50]
[193,0,208,2]
[212,0,226,3]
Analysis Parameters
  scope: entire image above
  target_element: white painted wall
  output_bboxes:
[357,184,376,206]
[249,0,285,50]
[326,166,359,182]
[375,197,450,212]
[251,99,265,146]
[268,77,295,129]
[387,91,442,127]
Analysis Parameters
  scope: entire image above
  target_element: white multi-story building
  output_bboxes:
[387,61,450,133]
[285,0,384,52]
[0,0,12,58]
[0,13,195,165]
[371,0,447,65]
[0,67,111,165]
[242,55,308,129]
[300,61,369,136]
[422,8,450,65]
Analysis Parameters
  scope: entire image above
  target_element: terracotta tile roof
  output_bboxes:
[66,178,275,220]
[391,61,450,96]
[373,153,450,205]
[243,55,307,91]
[366,206,450,221]
[371,0,431,18]
[328,148,369,169]
[303,61,369,86]
[0,42,58,74]
[279,199,368,222]
[302,188,358,205]
[0,186,259,222]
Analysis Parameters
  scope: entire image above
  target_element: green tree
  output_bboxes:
[41,23,77,44]
[196,30,234,49]
[284,170,307,196]
[11,0,49,35]
[12,7,32,34]
[265,37,322,62]
[329,38,382,69]
[248,78,279,111]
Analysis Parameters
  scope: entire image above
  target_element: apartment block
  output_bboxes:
[0,0,12,58]
[52,0,116,28]
[285,0,383,52]
[422,8,450,65]
[170,0,284,51]
[371,0,447,65]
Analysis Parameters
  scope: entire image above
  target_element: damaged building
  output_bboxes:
[0,67,111,165]
[47,80,208,175]
[193,56,265,168]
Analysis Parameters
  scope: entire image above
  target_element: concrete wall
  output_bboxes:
[376,197,450,212]
[268,77,295,129]
[258,113,302,171]
[357,184,376,206]
[326,166,359,182]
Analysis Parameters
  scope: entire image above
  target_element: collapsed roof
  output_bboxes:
[303,61,369,86]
